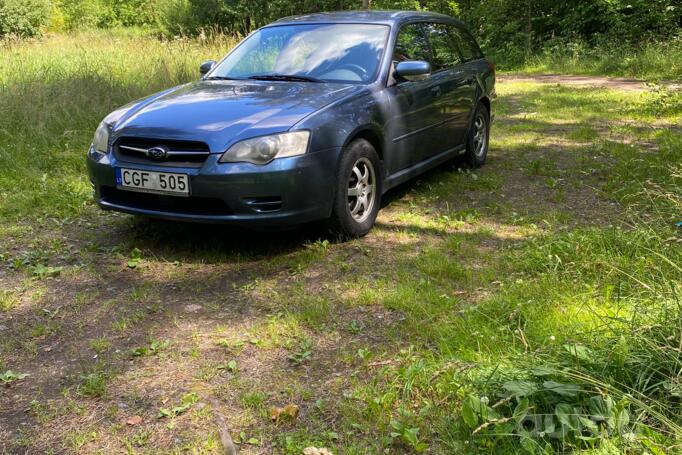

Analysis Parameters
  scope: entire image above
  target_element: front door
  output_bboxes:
[385,22,444,173]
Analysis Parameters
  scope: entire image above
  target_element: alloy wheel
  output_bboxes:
[473,113,488,158]
[347,157,376,223]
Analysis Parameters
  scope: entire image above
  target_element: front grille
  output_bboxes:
[100,187,232,216]
[114,137,210,168]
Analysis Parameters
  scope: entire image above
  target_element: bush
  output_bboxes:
[114,0,159,27]
[57,0,161,30]
[0,0,51,38]
[58,0,112,29]
[157,0,201,36]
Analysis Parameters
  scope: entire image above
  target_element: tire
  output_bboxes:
[465,103,490,168]
[329,139,382,239]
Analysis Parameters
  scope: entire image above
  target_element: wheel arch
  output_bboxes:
[465,94,491,138]
[479,95,491,117]
[343,126,385,163]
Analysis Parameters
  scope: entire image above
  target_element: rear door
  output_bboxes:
[450,25,486,141]
[385,22,445,172]
[425,22,478,148]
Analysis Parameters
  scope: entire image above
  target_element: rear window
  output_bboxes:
[452,26,483,62]
[425,23,464,71]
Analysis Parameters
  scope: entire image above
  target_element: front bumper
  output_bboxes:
[86,146,342,227]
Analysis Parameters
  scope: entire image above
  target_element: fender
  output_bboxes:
[463,79,491,139]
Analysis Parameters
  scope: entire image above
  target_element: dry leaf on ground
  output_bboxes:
[303,448,333,455]
[270,404,299,423]
[126,415,143,426]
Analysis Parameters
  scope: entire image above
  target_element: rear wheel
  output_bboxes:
[329,139,382,239]
[465,103,490,167]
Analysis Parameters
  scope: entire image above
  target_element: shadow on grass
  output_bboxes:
[3,205,497,452]
[85,155,474,264]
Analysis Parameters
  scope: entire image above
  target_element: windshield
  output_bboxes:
[209,24,390,84]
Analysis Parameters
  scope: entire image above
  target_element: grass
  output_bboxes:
[0,31,681,453]
[0,30,238,220]
[78,367,109,398]
[500,36,682,81]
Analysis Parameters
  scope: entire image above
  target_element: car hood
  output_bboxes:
[112,80,362,152]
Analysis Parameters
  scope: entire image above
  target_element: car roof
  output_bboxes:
[270,10,464,27]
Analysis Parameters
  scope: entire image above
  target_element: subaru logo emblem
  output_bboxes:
[147,146,168,160]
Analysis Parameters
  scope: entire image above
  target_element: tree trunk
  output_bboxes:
[526,0,532,56]
[362,0,371,9]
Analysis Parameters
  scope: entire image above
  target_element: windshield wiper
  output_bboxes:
[247,74,323,83]
[204,76,245,81]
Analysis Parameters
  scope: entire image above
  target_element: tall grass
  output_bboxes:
[0,30,238,219]
[500,37,682,81]
[453,131,682,452]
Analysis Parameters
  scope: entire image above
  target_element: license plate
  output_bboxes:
[115,168,190,196]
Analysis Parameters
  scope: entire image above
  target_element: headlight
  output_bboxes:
[219,131,310,165]
[92,121,111,153]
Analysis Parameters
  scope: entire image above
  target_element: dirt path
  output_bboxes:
[499,73,682,92]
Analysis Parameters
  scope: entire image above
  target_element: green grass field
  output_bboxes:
[0,32,681,454]
[501,37,682,81]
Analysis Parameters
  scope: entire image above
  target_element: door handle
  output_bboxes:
[431,86,442,97]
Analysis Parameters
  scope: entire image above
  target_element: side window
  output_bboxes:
[426,23,463,71]
[393,23,431,64]
[452,27,484,62]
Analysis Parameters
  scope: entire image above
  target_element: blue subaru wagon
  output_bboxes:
[87,11,495,238]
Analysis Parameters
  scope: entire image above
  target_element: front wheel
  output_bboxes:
[465,103,490,167]
[329,139,382,239]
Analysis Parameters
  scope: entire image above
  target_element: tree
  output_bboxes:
[0,0,51,37]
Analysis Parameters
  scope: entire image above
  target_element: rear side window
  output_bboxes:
[425,23,463,71]
[452,26,484,62]
[393,23,431,63]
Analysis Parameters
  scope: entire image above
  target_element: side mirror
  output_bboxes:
[199,60,216,77]
[395,60,431,82]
